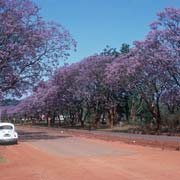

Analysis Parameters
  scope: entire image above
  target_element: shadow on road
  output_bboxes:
[18,130,71,142]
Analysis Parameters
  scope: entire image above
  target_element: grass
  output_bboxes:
[0,155,5,163]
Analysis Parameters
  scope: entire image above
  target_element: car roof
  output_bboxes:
[0,122,14,127]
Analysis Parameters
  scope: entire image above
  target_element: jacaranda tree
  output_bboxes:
[106,7,180,130]
[0,0,76,99]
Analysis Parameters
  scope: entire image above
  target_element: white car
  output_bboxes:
[0,123,18,144]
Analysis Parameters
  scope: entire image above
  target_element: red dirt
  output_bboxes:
[0,126,180,180]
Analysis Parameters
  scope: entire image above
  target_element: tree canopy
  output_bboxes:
[0,0,76,99]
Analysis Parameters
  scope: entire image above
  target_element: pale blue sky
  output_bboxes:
[36,0,180,64]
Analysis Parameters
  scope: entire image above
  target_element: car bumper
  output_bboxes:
[0,138,18,144]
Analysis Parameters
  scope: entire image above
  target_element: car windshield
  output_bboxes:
[0,125,13,130]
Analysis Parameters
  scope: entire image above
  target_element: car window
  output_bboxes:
[0,125,13,130]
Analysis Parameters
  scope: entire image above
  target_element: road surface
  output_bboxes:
[0,126,180,180]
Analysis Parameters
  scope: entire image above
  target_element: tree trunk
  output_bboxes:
[47,111,52,127]
[58,115,61,127]
[47,117,51,127]
[51,112,56,126]
[155,97,161,131]
[141,90,161,131]
[31,116,34,125]
[69,111,75,126]
[101,112,106,124]
[78,108,84,127]
[130,102,136,122]
[108,107,116,128]
[95,113,101,129]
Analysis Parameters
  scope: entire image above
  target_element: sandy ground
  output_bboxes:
[0,126,180,180]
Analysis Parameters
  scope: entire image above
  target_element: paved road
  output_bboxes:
[17,125,180,151]
[19,125,180,142]
[18,128,136,157]
[73,129,180,142]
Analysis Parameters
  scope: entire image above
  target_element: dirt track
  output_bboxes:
[0,126,180,180]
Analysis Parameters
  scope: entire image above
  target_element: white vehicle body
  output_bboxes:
[0,123,18,144]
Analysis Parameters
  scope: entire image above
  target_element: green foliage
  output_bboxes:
[100,45,120,57]
[0,99,20,106]
[120,43,130,54]
[161,108,180,130]
[0,109,8,122]
[0,155,5,163]
[128,91,153,126]
[100,43,130,57]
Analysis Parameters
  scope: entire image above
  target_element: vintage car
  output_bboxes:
[0,123,18,144]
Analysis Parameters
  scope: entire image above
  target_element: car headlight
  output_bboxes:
[14,133,18,138]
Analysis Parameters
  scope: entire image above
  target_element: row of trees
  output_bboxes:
[1,7,180,131]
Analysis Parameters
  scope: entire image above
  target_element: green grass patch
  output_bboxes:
[0,155,5,163]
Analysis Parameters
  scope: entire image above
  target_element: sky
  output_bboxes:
[35,0,180,64]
